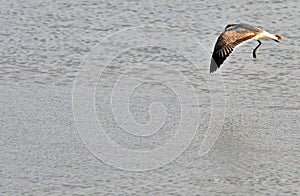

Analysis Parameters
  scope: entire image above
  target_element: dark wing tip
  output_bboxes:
[210,57,219,73]
[210,46,233,73]
[225,24,237,30]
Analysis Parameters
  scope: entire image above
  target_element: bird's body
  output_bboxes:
[210,23,282,73]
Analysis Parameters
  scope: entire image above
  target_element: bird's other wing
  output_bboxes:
[210,28,257,73]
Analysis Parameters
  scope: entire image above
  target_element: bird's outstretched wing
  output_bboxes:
[210,27,257,73]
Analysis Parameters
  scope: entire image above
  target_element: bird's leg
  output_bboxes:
[253,40,261,58]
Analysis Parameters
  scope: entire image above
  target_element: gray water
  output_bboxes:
[1,0,299,195]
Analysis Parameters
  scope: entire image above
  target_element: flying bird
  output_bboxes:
[210,23,282,73]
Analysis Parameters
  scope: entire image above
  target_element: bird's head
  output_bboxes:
[275,34,282,40]
[274,34,282,43]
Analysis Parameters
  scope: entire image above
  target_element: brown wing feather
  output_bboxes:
[210,30,257,73]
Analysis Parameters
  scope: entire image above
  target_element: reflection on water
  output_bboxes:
[1,0,299,195]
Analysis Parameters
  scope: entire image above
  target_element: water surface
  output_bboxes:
[1,0,299,195]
